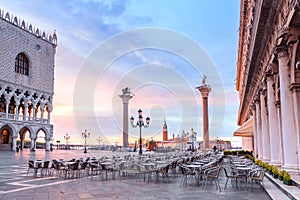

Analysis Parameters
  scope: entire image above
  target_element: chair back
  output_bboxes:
[43,161,50,168]
[258,171,265,180]
[28,160,34,168]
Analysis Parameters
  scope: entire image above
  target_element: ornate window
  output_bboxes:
[15,53,29,75]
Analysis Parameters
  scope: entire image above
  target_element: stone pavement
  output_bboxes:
[0,150,273,200]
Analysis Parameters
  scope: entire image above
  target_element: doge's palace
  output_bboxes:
[0,9,57,151]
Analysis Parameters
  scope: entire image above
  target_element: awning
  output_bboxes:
[233,117,253,137]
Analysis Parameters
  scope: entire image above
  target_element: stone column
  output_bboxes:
[40,106,44,123]
[45,139,51,151]
[30,137,36,151]
[15,101,20,120]
[260,85,270,162]
[23,100,28,121]
[12,136,17,151]
[255,97,263,159]
[47,105,52,124]
[275,101,284,166]
[266,65,281,165]
[252,104,258,157]
[119,89,133,148]
[32,105,36,121]
[196,78,211,149]
[276,45,298,172]
[5,100,9,119]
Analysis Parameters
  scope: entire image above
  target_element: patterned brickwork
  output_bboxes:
[0,17,56,93]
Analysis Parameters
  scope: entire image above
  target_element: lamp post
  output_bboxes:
[97,136,102,150]
[181,130,185,152]
[130,109,150,155]
[64,134,70,150]
[82,129,90,153]
[191,128,196,152]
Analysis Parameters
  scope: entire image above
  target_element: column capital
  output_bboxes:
[278,26,300,45]
[289,83,300,92]
[275,44,289,59]
[119,94,133,104]
[196,85,211,98]
[265,63,278,80]
[275,100,281,108]
[254,93,260,103]
[250,103,256,110]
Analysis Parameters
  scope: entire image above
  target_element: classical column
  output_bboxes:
[255,96,263,159]
[196,76,211,149]
[119,88,133,148]
[252,104,258,157]
[275,101,284,166]
[260,85,270,162]
[266,65,281,165]
[276,45,298,172]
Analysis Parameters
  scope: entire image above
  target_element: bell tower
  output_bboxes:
[162,118,168,141]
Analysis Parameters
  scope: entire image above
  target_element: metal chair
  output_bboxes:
[223,168,238,189]
[249,170,265,190]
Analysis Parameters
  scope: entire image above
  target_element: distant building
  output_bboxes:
[235,0,300,173]
[162,118,168,141]
[0,10,57,151]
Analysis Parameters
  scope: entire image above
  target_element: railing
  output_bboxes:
[0,112,5,118]
[0,112,50,124]
[8,113,16,120]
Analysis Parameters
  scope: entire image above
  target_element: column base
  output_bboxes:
[262,158,270,163]
[281,164,299,174]
[269,160,282,167]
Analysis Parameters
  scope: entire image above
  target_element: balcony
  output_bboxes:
[0,112,49,124]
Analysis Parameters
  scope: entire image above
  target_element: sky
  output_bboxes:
[0,0,242,147]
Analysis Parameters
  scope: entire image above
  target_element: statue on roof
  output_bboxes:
[122,87,133,95]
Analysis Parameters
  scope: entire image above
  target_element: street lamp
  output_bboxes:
[64,134,70,150]
[181,130,185,152]
[97,136,102,150]
[130,109,150,155]
[191,128,197,152]
[82,129,90,153]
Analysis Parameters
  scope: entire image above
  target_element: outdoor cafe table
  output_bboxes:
[186,164,202,185]
[236,166,252,186]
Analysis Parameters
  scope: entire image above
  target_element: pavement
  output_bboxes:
[0,150,273,200]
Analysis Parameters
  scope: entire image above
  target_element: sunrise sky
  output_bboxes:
[1,0,242,147]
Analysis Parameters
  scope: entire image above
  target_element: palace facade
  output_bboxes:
[0,10,57,151]
[236,0,300,173]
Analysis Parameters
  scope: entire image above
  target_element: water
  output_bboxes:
[0,149,137,166]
